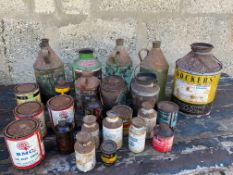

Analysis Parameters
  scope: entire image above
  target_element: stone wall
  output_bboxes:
[0,0,233,84]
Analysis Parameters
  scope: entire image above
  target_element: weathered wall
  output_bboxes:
[0,0,233,84]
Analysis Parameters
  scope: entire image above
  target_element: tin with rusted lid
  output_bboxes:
[47,95,74,110]
[55,80,71,95]
[100,140,117,166]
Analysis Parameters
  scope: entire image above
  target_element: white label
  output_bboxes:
[103,126,123,149]
[128,131,146,153]
[75,148,96,172]
[6,134,42,167]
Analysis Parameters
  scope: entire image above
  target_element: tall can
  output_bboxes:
[4,118,45,169]
[14,101,47,138]
[14,83,41,105]
[172,43,222,115]
[47,95,75,128]
[103,110,123,149]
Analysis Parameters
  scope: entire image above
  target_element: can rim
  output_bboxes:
[47,95,74,110]
[14,83,39,94]
[158,101,179,113]
[101,140,117,155]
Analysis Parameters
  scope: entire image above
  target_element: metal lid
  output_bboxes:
[155,123,174,137]
[77,48,94,54]
[132,117,145,128]
[101,140,117,154]
[158,101,179,113]
[76,131,92,144]
[55,80,70,89]
[142,101,154,110]
[83,115,97,125]
[76,72,100,90]
[112,105,132,117]
[47,95,73,110]
[106,110,119,120]
[14,83,38,94]
[14,101,43,117]
[101,75,126,92]
[4,118,39,139]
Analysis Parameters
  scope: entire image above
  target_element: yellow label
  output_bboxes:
[173,69,220,104]
[16,90,41,105]
[55,87,70,95]
[101,154,117,164]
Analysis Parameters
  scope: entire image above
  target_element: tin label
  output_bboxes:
[103,126,123,149]
[158,110,177,128]
[152,135,174,153]
[16,90,41,105]
[128,131,146,153]
[173,69,220,104]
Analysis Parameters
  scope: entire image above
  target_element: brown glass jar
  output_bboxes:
[84,98,102,125]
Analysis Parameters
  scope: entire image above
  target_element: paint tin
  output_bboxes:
[14,83,41,105]
[47,95,75,128]
[128,117,146,153]
[152,123,174,153]
[100,140,117,166]
[4,118,45,169]
[158,101,179,128]
[14,101,47,138]
[55,80,71,95]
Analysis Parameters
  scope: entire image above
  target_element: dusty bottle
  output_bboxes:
[55,120,74,154]
[81,115,100,149]
[139,41,169,101]
[34,38,65,103]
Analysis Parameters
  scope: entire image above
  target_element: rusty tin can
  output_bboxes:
[14,101,47,138]
[14,83,41,105]
[55,80,71,95]
[112,105,133,136]
[158,101,179,128]
[82,115,100,149]
[100,140,117,166]
[128,117,146,153]
[103,110,123,149]
[74,131,96,172]
[47,95,75,128]
[138,101,157,139]
[152,123,174,153]
[4,118,45,169]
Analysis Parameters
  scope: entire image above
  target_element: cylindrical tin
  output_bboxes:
[152,123,174,153]
[158,101,179,128]
[14,101,47,138]
[103,110,123,150]
[4,118,45,169]
[14,83,41,105]
[55,80,71,95]
[172,43,222,115]
[74,131,96,172]
[112,105,133,136]
[128,117,146,153]
[138,101,157,139]
[100,140,117,166]
[81,115,99,149]
[47,95,75,128]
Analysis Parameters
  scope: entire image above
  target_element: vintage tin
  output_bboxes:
[55,80,71,95]
[128,117,146,153]
[172,43,222,115]
[112,105,133,136]
[103,110,123,149]
[100,140,117,166]
[100,75,127,109]
[14,101,47,138]
[74,131,96,172]
[14,83,41,105]
[82,115,100,149]
[158,101,179,128]
[152,123,174,153]
[47,95,75,128]
[138,101,157,139]
[4,118,45,169]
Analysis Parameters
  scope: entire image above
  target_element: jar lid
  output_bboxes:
[76,131,92,144]
[141,101,154,110]
[14,101,43,117]
[112,105,132,117]
[101,140,117,155]
[132,117,145,128]
[155,123,174,137]
[101,75,126,92]
[83,115,97,125]
[47,95,73,110]
[158,101,179,113]
[14,83,38,94]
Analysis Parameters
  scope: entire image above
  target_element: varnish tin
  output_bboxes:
[14,83,41,105]
[100,140,117,166]
[4,118,45,169]
[47,95,75,128]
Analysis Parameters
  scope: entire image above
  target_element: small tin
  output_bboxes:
[100,140,117,166]
[55,80,71,95]
[4,118,45,169]
[47,95,75,128]
[152,123,174,153]
[158,101,179,128]
[14,101,47,138]
[14,83,41,105]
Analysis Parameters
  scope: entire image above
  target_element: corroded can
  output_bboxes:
[4,118,45,169]
[100,140,117,166]
[152,123,174,153]
[172,43,222,115]
[112,105,133,136]
[47,95,75,128]
[14,83,41,105]
[158,101,179,128]
[55,80,71,95]
[103,110,123,149]
[14,101,47,138]
[82,115,100,149]
[138,101,157,139]
[74,131,96,172]
[128,117,146,153]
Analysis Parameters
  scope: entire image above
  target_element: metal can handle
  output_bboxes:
[138,48,149,62]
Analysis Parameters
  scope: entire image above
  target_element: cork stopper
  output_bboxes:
[132,117,145,128]
[116,38,124,46]
[106,110,119,123]
[83,115,97,125]
[76,131,92,144]
[142,101,154,110]
[152,40,161,48]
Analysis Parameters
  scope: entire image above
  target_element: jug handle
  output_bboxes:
[138,48,149,62]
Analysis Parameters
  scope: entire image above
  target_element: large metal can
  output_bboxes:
[172,43,222,115]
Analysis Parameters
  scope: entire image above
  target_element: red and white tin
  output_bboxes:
[47,95,75,128]
[4,118,45,169]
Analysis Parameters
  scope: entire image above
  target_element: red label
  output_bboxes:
[152,135,174,153]
[79,60,97,68]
